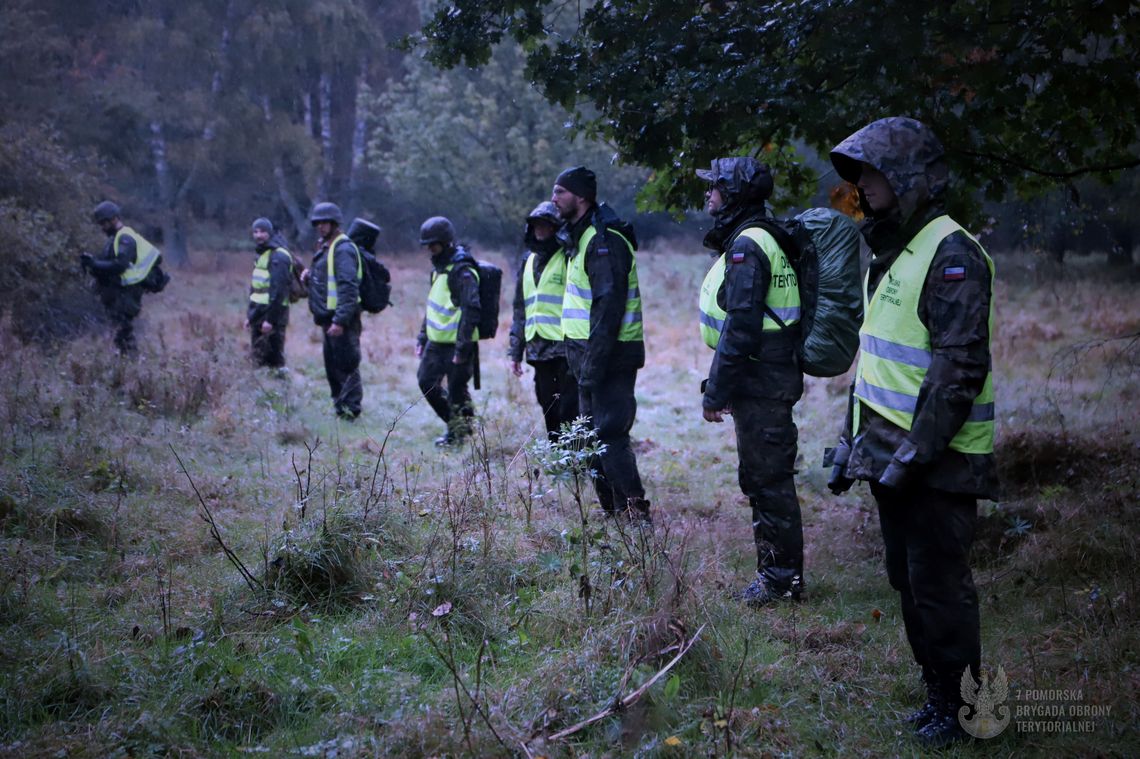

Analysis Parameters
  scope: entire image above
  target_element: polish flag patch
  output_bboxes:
[731,251,745,264]
[943,265,966,281]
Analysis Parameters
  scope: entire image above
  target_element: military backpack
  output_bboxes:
[753,208,863,377]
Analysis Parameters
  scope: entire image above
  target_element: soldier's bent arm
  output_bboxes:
[266,249,291,324]
[901,234,993,467]
[579,229,629,386]
[90,235,136,275]
[331,241,361,325]
[508,254,527,363]
[704,237,769,410]
[453,266,481,362]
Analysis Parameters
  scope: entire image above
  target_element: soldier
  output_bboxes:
[551,166,649,522]
[415,216,481,447]
[80,201,160,355]
[245,218,293,370]
[508,201,578,440]
[826,117,998,747]
[697,157,805,605]
[304,202,364,420]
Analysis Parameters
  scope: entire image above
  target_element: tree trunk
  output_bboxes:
[348,57,368,203]
[261,95,309,242]
[149,121,188,266]
[319,71,333,199]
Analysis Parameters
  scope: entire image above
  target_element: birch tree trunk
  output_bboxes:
[149,121,188,266]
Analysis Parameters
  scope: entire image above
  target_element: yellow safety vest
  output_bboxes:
[561,226,642,342]
[522,250,566,342]
[324,234,362,310]
[426,263,479,343]
[853,215,995,454]
[114,226,160,286]
[250,247,292,306]
[698,227,800,349]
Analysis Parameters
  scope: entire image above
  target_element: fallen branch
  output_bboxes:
[171,445,263,593]
[546,623,706,742]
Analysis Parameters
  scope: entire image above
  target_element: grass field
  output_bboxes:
[1,243,1137,758]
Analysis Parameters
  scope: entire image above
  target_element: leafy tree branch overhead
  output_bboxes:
[417,0,1140,214]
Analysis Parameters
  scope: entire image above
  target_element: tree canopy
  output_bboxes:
[364,42,651,244]
[417,0,1140,214]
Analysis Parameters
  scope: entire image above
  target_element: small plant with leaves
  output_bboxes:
[529,418,606,616]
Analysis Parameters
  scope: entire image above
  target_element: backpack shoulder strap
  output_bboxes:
[751,217,801,261]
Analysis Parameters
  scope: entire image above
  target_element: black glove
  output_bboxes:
[828,464,855,495]
[877,458,910,490]
[79,252,94,271]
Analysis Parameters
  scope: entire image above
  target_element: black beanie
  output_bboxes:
[554,166,597,201]
[251,217,274,233]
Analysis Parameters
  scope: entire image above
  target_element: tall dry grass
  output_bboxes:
[0,245,1136,757]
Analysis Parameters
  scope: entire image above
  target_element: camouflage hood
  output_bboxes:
[830,117,948,222]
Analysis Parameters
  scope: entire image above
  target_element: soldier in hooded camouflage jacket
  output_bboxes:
[827,117,997,748]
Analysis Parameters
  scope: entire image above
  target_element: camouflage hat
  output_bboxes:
[696,157,774,204]
[309,202,343,226]
[92,200,121,223]
[830,117,948,218]
[419,216,456,246]
[526,201,561,227]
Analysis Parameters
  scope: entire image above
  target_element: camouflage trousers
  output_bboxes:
[733,396,803,590]
[873,481,980,675]
[417,341,475,436]
[322,316,362,418]
[579,369,645,512]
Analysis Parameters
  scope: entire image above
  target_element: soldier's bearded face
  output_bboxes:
[551,185,580,220]
[252,228,270,245]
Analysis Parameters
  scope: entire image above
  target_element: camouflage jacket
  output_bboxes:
[836,205,998,499]
[247,235,292,326]
[307,235,362,328]
[830,117,997,500]
[559,204,645,388]
[701,207,802,410]
[416,246,481,363]
[508,235,565,365]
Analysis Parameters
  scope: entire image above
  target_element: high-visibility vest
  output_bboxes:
[522,250,566,342]
[324,234,362,310]
[114,226,160,286]
[425,263,479,343]
[250,247,292,306]
[561,226,642,342]
[698,227,800,349]
[853,215,995,454]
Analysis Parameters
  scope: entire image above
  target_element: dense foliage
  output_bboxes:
[419,0,1140,215]
[364,42,652,244]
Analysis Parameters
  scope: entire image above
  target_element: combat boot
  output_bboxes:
[625,497,652,526]
[916,669,969,747]
[736,573,797,607]
[905,667,940,730]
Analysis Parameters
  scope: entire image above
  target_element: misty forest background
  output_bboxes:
[1,1,1139,757]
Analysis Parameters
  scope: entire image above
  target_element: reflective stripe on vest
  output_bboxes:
[698,254,727,349]
[737,228,801,331]
[853,215,995,454]
[523,250,566,342]
[425,263,479,343]
[114,226,160,286]
[561,226,643,341]
[325,234,362,310]
[697,227,800,349]
[250,247,292,306]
